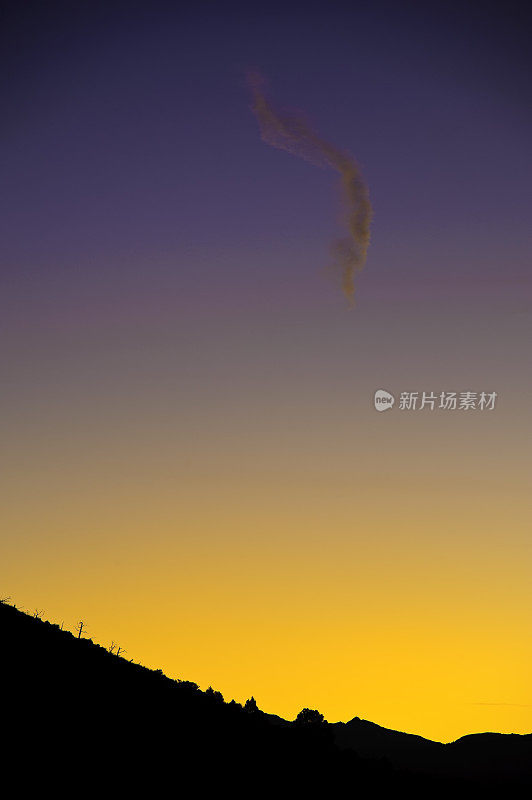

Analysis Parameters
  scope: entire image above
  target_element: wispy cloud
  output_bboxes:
[467,702,532,707]
[247,70,372,306]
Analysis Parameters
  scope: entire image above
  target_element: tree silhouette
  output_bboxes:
[295,708,325,726]
[244,696,259,713]
[74,620,87,639]
[206,686,224,704]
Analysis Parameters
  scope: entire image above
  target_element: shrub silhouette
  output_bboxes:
[244,696,259,713]
[296,708,325,726]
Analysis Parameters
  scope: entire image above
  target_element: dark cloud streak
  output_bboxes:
[247,70,372,306]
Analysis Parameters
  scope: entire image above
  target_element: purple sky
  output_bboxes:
[2,1,531,327]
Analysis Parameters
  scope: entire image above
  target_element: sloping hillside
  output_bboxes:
[331,716,532,782]
[0,601,529,795]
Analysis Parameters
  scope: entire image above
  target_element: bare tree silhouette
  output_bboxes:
[74,620,87,639]
[108,641,126,656]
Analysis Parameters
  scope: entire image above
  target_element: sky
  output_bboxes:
[1,0,531,742]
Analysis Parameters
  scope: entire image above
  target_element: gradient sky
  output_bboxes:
[2,1,531,742]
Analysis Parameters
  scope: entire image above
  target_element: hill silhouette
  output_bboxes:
[1,601,530,796]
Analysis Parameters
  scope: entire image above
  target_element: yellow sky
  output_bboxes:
[2,301,530,742]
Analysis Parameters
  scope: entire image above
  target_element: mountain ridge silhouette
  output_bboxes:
[1,600,530,795]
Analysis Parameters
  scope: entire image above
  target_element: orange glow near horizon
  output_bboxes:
[3,301,531,744]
